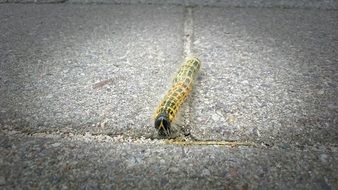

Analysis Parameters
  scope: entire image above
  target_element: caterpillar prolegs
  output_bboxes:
[154,57,201,137]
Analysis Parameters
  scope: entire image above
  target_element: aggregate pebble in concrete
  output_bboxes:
[0,4,184,135]
[1,132,337,189]
[191,8,338,146]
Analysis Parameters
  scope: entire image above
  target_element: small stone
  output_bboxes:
[201,168,211,176]
[127,157,139,168]
[169,167,179,173]
[226,114,237,124]
[8,130,18,135]
[61,184,68,190]
[160,178,169,187]
[252,128,261,137]
[319,154,328,163]
[212,114,220,121]
[280,143,290,150]
[317,90,325,95]
[51,143,61,147]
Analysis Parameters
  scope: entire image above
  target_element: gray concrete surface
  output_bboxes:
[0,4,183,136]
[1,131,337,189]
[0,2,338,190]
[5,0,66,3]
[3,0,338,10]
[191,8,338,146]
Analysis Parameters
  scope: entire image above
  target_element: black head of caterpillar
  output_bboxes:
[154,114,171,137]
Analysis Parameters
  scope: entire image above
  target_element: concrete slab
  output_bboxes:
[191,8,338,146]
[66,0,338,10]
[1,4,338,189]
[0,4,184,135]
[1,131,337,189]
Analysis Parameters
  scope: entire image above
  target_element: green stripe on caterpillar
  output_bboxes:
[154,57,201,137]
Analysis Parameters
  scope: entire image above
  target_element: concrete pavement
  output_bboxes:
[0,2,337,189]
[1,131,337,189]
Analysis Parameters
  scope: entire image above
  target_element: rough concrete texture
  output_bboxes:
[3,0,338,10]
[5,0,66,3]
[191,8,338,147]
[0,4,183,136]
[66,0,338,10]
[1,131,337,189]
[0,2,338,190]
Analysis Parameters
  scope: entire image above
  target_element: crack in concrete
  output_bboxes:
[1,128,261,147]
[3,128,338,149]
[179,6,197,138]
[183,6,193,57]
[166,139,258,147]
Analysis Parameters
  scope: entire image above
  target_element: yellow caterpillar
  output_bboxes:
[154,57,201,137]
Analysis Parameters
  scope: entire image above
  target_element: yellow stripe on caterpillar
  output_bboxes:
[154,57,201,137]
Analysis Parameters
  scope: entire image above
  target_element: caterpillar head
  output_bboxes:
[154,114,171,137]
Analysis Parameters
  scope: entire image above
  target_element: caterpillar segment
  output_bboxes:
[154,57,201,137]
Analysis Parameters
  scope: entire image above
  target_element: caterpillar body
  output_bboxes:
[154,57,201,137]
